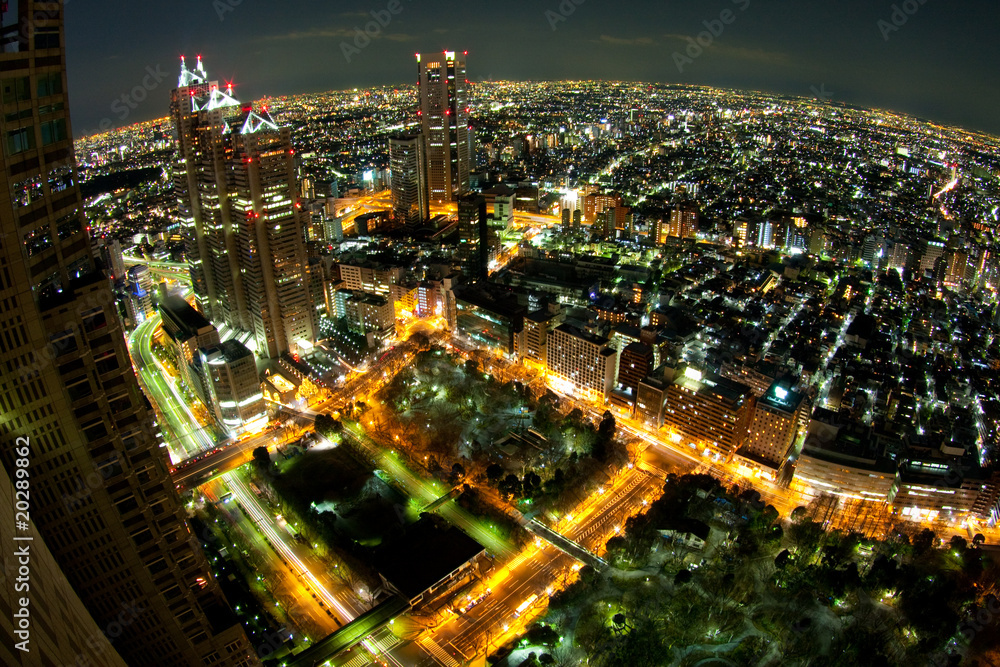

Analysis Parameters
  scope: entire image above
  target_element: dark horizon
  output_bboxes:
[66,0,1000,138]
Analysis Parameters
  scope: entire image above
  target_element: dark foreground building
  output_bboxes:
[0,3,256,665]
[372,515,487,608]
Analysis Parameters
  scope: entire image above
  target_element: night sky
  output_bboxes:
[65,0,1000,137]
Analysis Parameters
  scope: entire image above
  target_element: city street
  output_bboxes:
[128,314,217,462]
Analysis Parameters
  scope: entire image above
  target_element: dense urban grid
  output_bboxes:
[2,2,1000,667]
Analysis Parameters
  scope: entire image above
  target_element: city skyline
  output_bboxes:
[4,2,1000,666]
[64,0,1000,137]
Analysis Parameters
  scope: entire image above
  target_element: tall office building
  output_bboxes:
[170,55,246,330]
[125,263,155,323]
[197,340,266,433]
[0,467,127,667]
[229,114,317,359]
[458,193,490,281]
[389,133,429,227]
[172,58,316,359]
[0,4,257,665]
[416,51,470,202]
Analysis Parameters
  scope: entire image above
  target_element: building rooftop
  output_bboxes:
[553,323,609,347]
[160,295,214,339]
[371,516,485,600]
[758,382,805,413]
[218,339,253,362]
[675,370,753,405]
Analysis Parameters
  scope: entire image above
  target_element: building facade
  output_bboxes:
[546,324,617,400]
[663,370,755,459]
[172,58,316,359]
[0,5,256,664]
[416,51,469,203]
[198,340,266,433]
[389,133,429,227]
[740,383,807,467]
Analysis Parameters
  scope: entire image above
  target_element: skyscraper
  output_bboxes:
[416,51,470,203]
[0,4,257,665]
[389,133,429,227]
[171,55,246,331]
[229,112,318,359]
[458,193,489,281]
[172,58,316,359]
[0,467,127,667]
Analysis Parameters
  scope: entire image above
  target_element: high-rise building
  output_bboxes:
[416,51,470,202]
[160,295,222,393]
[229,114,318,359]
[0,467,128,667]
[547,325,617,401]
[943,249,969,289]
[739,383,807,467]
[617,342,654,394]
[389,133,429,227]
[125,264,155,323]
[583,192,622,225]
[171,58,316,359]
[757,219,775,248]
[103,238,126,281]
[919,240,945,275]
[197,340,266,433]
[663,369,755,459]
[491,184,515,231]
[519,311,552,363]
[458,193,490,281]
[0,5,257,665]
[170,55,246,331]
[733,217,755,249]
[333,290,396,334]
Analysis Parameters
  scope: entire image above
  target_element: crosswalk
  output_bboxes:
[569,474,650,541]
[366,632,402,656]
[420,637,461,667]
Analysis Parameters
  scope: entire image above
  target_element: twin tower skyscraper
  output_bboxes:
[171,55,317,360]
[177,51,471,347]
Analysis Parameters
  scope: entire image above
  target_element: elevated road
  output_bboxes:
[288,597,408,667]
[128,314,217,461]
